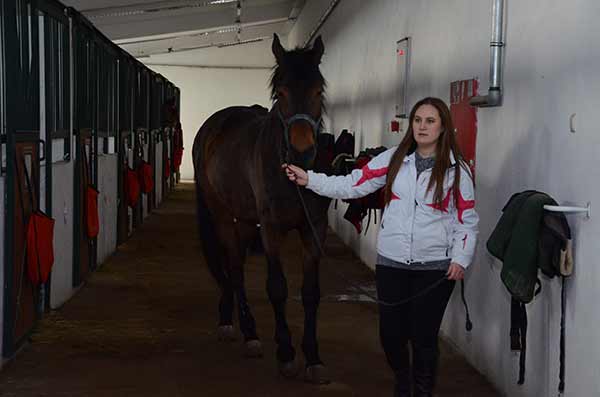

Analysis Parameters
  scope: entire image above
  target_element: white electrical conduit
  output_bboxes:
[303,0,341,47]
[117,17,291,46]
[85,0,238,19]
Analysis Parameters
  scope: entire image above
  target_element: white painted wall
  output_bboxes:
[147,63,273,180]
[50,161,74,309]
[97,154,118,266]
[290,1,600,396]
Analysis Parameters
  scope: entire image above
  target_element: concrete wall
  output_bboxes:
[147,64,273,181]
[290,1,600,396]
[97,154,118,266]
[50,161,75,309]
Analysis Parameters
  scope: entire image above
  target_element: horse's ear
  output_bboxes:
[272,33,285,64]
[312,35,324,64]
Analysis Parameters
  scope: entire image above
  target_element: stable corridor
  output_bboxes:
[0,183,498,397]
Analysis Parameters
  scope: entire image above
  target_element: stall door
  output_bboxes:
[132,131,143,228]
[4,136,42,356]
[73,129,96,286]
[117,131,129,244]
[148,133,157,210]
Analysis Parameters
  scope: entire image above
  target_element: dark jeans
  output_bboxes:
[376,265,455,397]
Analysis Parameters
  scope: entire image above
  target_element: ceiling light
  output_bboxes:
[217,36,268,48]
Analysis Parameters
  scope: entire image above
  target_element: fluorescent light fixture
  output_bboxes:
[87,0,239,19]
[217,36,269,48]
[115,18,289,45]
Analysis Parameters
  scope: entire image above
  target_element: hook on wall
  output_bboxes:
[543,202,591,219]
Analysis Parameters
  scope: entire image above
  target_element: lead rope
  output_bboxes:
[293,182,446,307]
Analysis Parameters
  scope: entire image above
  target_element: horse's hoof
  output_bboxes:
[217,325,236,342]
[305,364,330,385]
[278,359,300,379]
[244,339,263,358]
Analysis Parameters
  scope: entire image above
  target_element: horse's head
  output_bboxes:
[271,33,325,169]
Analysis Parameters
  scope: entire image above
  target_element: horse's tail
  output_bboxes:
[192,134,229,288]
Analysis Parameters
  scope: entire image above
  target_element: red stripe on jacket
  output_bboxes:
[353,165,388,187]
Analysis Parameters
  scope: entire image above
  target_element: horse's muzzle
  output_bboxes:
[289,145,317,169]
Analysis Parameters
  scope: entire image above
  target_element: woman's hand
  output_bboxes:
[282,163,309,186]
[446,262,465,281]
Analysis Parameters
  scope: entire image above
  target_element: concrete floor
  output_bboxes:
[0,183,499,396]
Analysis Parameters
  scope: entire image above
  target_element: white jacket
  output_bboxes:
[306,147,479,268]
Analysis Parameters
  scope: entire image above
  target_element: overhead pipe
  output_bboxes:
[143,63,272,70]
[470,0,506,107]
[85,0,238,19]
[303,0,341,47]
[116,17,291,46]
[134,35,270,57]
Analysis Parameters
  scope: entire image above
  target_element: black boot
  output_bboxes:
[393,368,411,397]
[413,346,438,397]
[394,383,411,397]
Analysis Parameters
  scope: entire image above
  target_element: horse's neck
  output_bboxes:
[261,112,286,162]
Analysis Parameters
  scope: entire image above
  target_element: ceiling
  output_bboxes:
[61,0,306,60]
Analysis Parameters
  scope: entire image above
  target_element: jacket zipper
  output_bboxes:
[409,167,433,262]
[409,169,423,262]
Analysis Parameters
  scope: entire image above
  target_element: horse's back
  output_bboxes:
[193,105,269,221]
[197,105,267,137]
[193,105,267,169]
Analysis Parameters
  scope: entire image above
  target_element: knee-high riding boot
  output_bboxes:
[413,346,438,397]
[393,367,411,397]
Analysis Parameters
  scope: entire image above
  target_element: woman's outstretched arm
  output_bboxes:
[282,146,396,200]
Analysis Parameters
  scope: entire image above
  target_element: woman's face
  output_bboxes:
[412,104,443,148]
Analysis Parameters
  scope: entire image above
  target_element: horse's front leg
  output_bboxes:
[299,219,330,384]
[259,223,298,377]
[216,220,262,358]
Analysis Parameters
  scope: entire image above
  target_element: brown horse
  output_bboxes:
[192,34,331,383]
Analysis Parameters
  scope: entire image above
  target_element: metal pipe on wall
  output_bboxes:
[470,0,506,107]
[302,0,340,47]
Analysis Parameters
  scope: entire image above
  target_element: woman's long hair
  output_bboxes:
[384,97,468,207]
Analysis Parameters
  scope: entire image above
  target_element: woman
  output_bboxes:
[283,97,479,397]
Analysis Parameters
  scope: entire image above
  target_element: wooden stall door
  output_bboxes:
[148,133,157,210]
[117,131,130,245]
[73,129,94,286]
[7,138,41,355]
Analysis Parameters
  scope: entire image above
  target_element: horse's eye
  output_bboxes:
[277,88,288,98]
